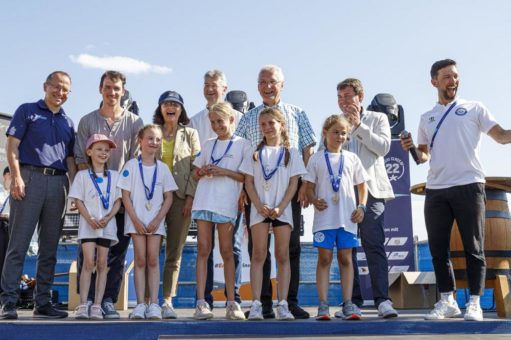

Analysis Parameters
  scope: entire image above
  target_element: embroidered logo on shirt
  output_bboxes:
[28,114,47,122]
[8,127,16,135]
[429,116,436,123]
[122,170,130,177]
[455,108,467,116]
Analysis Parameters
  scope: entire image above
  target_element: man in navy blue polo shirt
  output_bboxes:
[0,71,76,320]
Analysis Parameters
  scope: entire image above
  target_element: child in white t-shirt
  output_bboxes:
[69,134,122,320]
[304,115,368,321]
[240,107,306,321]
[117,125,177,320]
[191,102,248,320]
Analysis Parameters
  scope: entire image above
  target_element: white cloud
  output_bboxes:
[69,53,171,75]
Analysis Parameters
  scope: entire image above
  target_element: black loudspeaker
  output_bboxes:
[225,90,255,114]
[367,93,404,137]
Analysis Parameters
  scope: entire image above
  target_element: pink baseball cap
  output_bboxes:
[86,134,117,149]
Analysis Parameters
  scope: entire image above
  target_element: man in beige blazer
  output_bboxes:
[337,78,397,319]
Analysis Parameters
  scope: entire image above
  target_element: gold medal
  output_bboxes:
[263,181,271,191]
[332,193,339,203]
[145,201,153,211]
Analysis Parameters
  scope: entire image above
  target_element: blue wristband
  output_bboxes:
[357,204,367,213]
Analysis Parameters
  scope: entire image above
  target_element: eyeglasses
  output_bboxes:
[47,83,71,94]
[258,80,281,87]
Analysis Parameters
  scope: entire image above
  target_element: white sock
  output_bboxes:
[440,292,455,303]
[196,299,205,306]
[469,295,480,306]
[226,300,235,306]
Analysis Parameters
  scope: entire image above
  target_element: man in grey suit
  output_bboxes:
[336,78,398,319]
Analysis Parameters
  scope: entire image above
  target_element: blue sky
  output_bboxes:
[2,0,511,240]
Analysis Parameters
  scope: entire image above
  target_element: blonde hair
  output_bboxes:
[253,108,290,166]
[208,102,235,135]
[322,114,351,149]
[137,124,162,140]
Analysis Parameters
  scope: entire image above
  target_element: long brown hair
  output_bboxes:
[253,107,290,166]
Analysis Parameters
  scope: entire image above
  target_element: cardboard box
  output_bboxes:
[388,272,438,309]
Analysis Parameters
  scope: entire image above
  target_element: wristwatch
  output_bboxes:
[357,204,367,213]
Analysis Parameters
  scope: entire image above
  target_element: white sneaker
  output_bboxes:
[162,302,177,319]
[74,303,89,320]
[145,303,162,320]
[275,300,295,321]
[194,301,214,320]
[129,303,147,320]
[424,300,462,320]
[89,304,104,320]
[378,300,398,318]
[248,300,264,320]
[464,302,483,321]
[226,302,246,320]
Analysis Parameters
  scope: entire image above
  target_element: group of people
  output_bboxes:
[0,59,508,323]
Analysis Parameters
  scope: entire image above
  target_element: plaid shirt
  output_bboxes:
[234,101,316,154]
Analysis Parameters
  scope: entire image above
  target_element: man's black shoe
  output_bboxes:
[33,302,68,319]
[289,304,310,319]
[262,306,275,319]
[0,303,18,320]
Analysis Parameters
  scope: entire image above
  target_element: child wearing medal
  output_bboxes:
[69,134,122,320]
[303,115,368,321]
[240,107,306,321]
[117,125,177,320]
[191,102,249,320]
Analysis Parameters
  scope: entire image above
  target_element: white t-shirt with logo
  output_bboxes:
[69,169,122,245]
[240,146,306,227]
[192,135,250,219]
[303,151,368,235]
[417,98,497,189]
[117,158,178,236]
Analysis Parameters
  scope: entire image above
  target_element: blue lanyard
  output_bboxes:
[259,145,285,181]
[137,156,158,201]
[88,169,111,210]
[430,101,457,149]
[324,150,344,193]
[210,136,234,165]
[0,195,9,214]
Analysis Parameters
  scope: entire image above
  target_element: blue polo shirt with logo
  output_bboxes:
[6,99,75,171]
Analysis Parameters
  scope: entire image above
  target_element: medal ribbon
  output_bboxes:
[138,155,158,201]
[88,169,111,210]
[324,150,344,193]
[429,101,457,149]
[210,136,234,165]
[259,145,285,181]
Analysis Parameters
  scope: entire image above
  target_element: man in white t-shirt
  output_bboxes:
[401,59,511,322]
[189,70,244,308]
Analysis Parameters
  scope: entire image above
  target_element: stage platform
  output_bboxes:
[1,307,510,339]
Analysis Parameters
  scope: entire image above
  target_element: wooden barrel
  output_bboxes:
[450,189,511,283]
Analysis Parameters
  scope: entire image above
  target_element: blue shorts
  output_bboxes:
[192,210,236,226]
[313,228,358,250]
